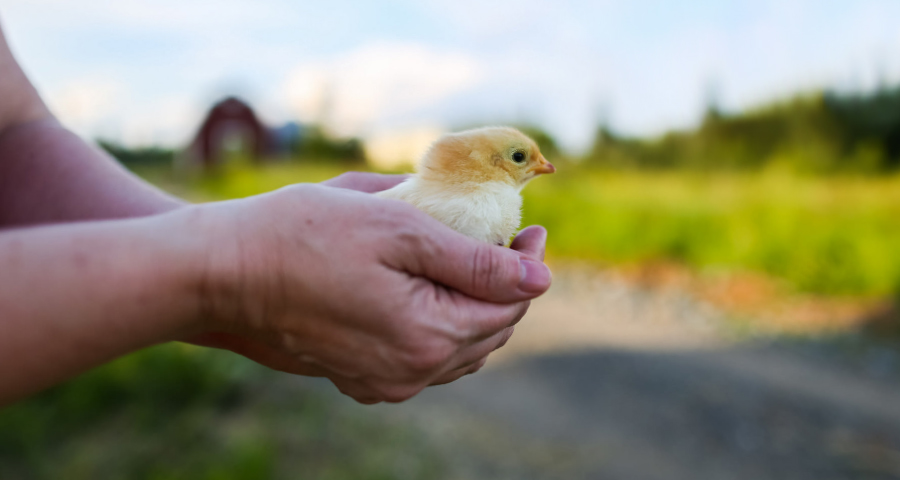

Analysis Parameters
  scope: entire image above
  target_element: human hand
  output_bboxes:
[184,183,550,404]
[320,171,409,193]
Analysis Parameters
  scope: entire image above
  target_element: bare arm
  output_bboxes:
[0,16,46,132]
[0,19,552,406]
[0,186,550,406]
[0,214,203,405]
[0,20,184,228]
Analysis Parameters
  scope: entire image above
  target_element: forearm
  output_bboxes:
[0,119,186,227]
[0,22,184,228]
[0,213,203,405]
[0,19,48,134]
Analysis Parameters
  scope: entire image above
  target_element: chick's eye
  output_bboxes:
[512,151,526,163]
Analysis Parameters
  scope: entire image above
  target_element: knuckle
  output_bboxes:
[379,384,423,403]
[394,221,442,258]
[336,385,378,405]
[274,182,315,200]
[264,184,319,217]
[469,358,488,374]
[274,332,305,355]
[496,327,515,350]
[407,344,450,374]
[398,338,455,375]
[340,171,364,184]
[390,307,419,330]
[471,245,514,293]
[366,203,424,238]
[510,301,531,326]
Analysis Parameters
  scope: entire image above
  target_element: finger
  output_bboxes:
[510,225,547,261]
[189,333,394,405]
[329,377,384,405]
[448,326,514,372]
[435,283,530,339]
[390,218,551,304]
[187,332,331,377]
[430,357,489,386]
[320,172,409,193]
[450,294,528,341]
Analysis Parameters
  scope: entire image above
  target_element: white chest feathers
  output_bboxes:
[376,178,523,245]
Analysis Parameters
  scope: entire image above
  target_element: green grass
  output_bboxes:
[143,161,900,297]
[189,162,365,201]
[524,166,900,296]
[0,344,445,480]
[130,160,360,203]
[6,161,898,478]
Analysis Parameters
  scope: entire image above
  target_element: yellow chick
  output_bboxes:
[376,126,555,245]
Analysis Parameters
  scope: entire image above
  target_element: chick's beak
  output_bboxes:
[528,156,556,175]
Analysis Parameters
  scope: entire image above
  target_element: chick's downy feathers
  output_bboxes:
[376,126,555,245]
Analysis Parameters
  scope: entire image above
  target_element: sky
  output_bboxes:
[1,0,899,153]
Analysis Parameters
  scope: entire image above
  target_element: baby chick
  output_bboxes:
[376,126,555,245]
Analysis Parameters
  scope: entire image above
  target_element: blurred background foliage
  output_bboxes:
[124,85,900,299]
[0,345,446,480]
[590,86,900,173]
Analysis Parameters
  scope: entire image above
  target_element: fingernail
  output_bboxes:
[518,258,551,293]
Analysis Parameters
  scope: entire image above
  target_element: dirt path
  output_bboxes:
[366,266,900,480]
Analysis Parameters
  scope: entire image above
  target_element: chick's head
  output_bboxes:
[420,126,555,187]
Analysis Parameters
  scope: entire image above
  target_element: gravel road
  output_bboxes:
[294,267,900,480]
[314,266,900,479]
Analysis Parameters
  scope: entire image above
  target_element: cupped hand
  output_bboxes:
[185,174,550,404]
[320,171,409,193]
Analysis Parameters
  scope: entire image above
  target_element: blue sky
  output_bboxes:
[1,0,899,152]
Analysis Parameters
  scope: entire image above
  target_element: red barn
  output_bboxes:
[184,97,271,169]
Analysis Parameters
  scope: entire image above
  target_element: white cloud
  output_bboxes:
[0,0,296,32]
[45,76,127,140]
[364,125,445,170]
[284,42,483,137]
[44,75,201,146]
[117,96,202,146]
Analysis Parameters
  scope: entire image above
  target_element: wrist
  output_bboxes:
[147,203,249,338]
[134,207,226,340]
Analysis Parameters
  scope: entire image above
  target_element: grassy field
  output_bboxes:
[525,166,900,297]
[0,344,446,480]
[146,161,900,297]
[5,161,898,478]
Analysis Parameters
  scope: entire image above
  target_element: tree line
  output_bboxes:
[587,85,900,173]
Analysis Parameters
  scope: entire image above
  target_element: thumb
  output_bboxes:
[387,220,552,304]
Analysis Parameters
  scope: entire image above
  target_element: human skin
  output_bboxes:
[0,22,552,405]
